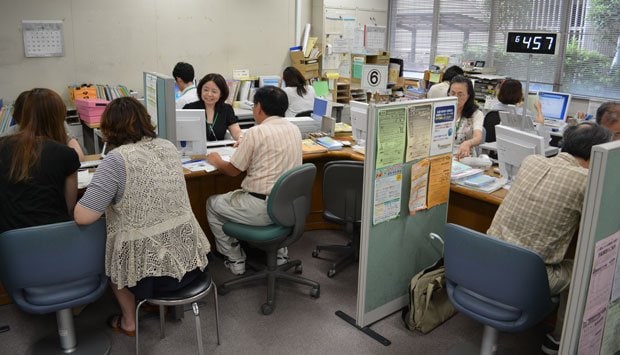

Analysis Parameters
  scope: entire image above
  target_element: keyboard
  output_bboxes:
[80,159,102,169]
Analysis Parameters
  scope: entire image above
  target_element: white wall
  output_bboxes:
[0,0,312,104]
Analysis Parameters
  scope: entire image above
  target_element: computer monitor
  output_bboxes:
[175,109,207,156]
[496,125,545,182]
[311,97,332,120]
[350,101,368,144]
[537,91,571,125]
[258,75,280,88]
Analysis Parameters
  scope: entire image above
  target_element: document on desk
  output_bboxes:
[406,103,432,162]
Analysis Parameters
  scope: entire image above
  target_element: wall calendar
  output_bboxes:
[22,20,64,58]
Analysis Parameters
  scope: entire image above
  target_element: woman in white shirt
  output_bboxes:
[282,66,316,117]
[449,75,484,159]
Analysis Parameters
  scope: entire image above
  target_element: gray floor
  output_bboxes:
[0,229,549,354]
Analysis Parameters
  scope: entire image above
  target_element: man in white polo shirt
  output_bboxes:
[206,86,302,275]
[172,62,198,109]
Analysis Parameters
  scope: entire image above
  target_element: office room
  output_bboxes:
[1,1,619,355]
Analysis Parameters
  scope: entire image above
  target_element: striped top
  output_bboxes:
[230,116,302,195]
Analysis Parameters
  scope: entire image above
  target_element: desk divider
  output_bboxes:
[344,97,457,335]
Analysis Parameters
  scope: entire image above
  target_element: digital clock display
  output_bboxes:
[506,32,557,55]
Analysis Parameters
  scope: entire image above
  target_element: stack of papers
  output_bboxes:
[450,160,483,182]
[315,137,344,151]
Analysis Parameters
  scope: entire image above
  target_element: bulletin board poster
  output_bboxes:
[376,107,406,169]
[373,164,403,225]
[406,103,433,162]
[429,103,456,156]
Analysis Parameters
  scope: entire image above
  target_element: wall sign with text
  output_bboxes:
[506,32,557,55]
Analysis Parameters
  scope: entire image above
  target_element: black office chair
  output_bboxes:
[483,110,501,143]
[443,223,558,354]
[312,160,364,277]
[296,110,313,117]
[218,164,320,315]
[0,220,110,354]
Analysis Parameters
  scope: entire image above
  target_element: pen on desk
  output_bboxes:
[182,159,205,165]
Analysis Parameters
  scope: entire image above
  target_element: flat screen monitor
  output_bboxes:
[175,109,206,156]
[350,101,368,144]
[311,97,332,120]
[537,91,571,125]
[259,75,280,88]
[496,125,545,183]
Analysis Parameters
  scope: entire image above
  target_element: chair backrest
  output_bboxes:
[443,223,554,333]
[0,220,108,314]
[296,110,313,117]
[322,160,364,234]
[483,110,501,143]
[267,163,316,247]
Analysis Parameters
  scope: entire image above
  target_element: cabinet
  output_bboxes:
[465,74,507,103]
[334,81,351,103]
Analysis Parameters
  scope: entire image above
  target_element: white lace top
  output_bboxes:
[104,138,210,288]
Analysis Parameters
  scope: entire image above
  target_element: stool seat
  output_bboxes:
[150,272,212,302]
[136,270,220,355]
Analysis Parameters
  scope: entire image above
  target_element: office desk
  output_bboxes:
[447,183,506,233]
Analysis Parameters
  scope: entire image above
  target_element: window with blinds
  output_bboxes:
[389,0,620,100]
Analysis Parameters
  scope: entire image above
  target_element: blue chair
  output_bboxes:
[443,223,558,354]
[218,163,320,315]
[312,160,364,277]
[0,220,110,354]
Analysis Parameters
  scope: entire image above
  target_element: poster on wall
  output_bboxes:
[373,164,403,225]
[376,107,406,168]
[429,103,456,156]
[406,103,433,161]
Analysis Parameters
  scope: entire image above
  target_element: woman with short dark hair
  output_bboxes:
[74,96,210,337]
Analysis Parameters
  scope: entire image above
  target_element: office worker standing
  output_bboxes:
[172,62,198,109]
[596,101,620,140]
[0,88,80,234]
[449,75,484,159]
[183,73,243,143]
[206,86,302,275]
[426,65,464,99]
[486,122,612,354]
[74,97,210,336]
[282,66,316,117]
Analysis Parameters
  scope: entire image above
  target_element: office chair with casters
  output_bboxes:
[312,160,363,278]
[443,223,558,355]
[135,269,220,355]
[0,220,110,355]
[295,110,313,117]
[218,163,320,315]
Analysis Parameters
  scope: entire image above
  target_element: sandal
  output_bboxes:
[106,314,136,337]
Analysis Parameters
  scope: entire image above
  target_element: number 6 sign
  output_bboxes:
[361,64,389,92]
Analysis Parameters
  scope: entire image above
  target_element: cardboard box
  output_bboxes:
[290,50,320,80]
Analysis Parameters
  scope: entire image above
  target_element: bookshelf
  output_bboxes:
[334,81,351,104]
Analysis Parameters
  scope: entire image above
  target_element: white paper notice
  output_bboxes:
[373,164,403,225]
[611,230,620,302]
[578,232,620,355]
[409,159,429,214]
[406,104,432,162]
[600,299,620,355]
[429,104,456,156]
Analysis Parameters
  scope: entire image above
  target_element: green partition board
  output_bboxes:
[364,161,446,312]
[563,141,620,354]
[356,97,457,326]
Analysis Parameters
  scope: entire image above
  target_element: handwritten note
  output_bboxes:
[373,164,403,225]
[427,154,452,208]
[406,104,432,162]
[376,107,406,168]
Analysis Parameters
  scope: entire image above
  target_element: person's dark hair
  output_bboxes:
[449,75,479,118]
[1,88,67,182]
[562,122,612,161]
[595,101,620,124]
[282,66,308,97]
[253,86,289,117]
[497,79,523,105]
[443,65,464,83]
[172,62,195,84]
[12,90,31,125]
[101,96,156,147]
[196,73,229,106]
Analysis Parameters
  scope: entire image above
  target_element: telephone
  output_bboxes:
[238,100,254,110]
